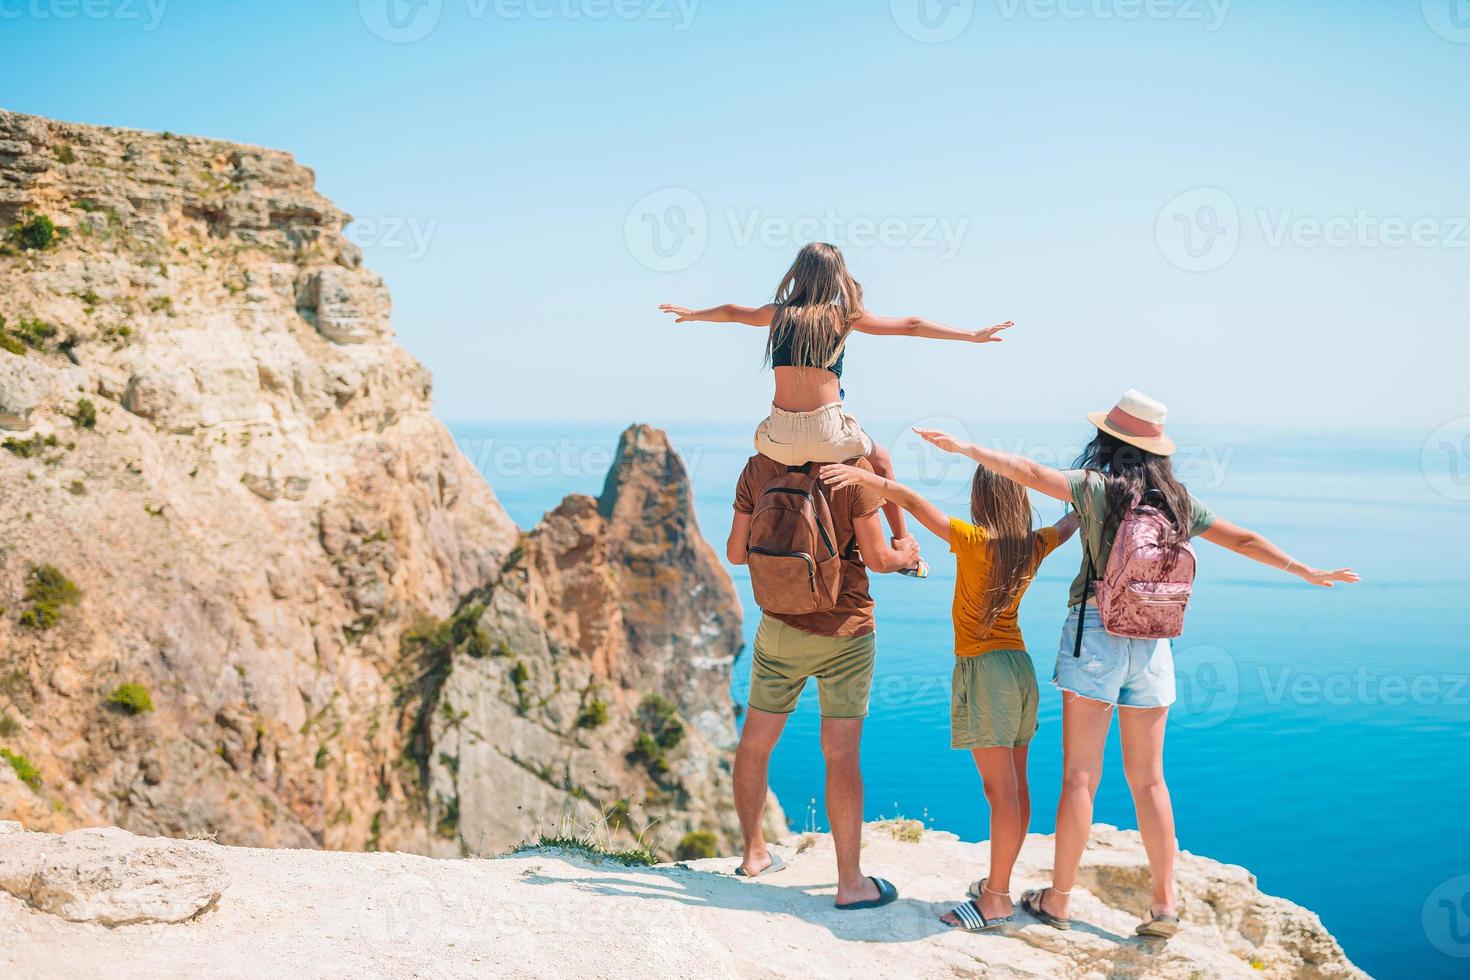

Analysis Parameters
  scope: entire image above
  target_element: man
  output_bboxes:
[726,453,920,909]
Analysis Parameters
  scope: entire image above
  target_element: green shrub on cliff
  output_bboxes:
[0,317,23,356]
[577,699,608,729]
[637,694,685,751]
[19,564,81,630]
[71,398,97,429]
[1,748,41,790]
[12,317,57,350]
[628,694,686,779]
[3,434,60,459]
[106,683,155,716]
[403,603,490,662]
[675,830,718,861]
[9,213,57,251]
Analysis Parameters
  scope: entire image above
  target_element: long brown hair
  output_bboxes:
[970,464,1037,630]
[763,243,864,375]
[1073,430,1191,550]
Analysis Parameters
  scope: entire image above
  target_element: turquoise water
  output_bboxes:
[452,420,1470,980]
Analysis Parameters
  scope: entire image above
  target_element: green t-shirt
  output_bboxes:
[1064,469,1217,607]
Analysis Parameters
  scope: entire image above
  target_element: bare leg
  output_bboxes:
[1044,692,1114,920]
[941,744,1027,925]
[1012,742,1032,855]
[1119,706,1175,917]
[734,707,788,876]
[822,716,879,905]
[866,442,910,543]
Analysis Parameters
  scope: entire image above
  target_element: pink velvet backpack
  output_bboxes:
[1074,502,1196,653]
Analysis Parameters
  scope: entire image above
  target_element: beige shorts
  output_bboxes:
[748,616,876,719]
[753,403,873,467]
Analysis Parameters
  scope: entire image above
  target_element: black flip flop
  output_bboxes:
[836,876,898,911]
[948,898,1014,931]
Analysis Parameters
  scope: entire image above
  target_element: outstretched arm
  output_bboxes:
[660,303,775,327]
[851,312,1012,344]
[1052,509,1081,545]
[819,463,953,544]
[913,427,1072,502]
[1199,518,1360,588]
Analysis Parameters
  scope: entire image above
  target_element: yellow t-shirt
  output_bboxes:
[950,518,1063,658]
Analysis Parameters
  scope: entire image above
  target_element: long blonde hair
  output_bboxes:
[970,465,1037,630]
[763,243,864,375]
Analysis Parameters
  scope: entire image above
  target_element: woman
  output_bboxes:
[915,389,1358,937]
[818,458,1079,931]
[661,241,1012,572]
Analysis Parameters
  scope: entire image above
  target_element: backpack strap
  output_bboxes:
[786,463,812,475]
[1073,530,1091,658]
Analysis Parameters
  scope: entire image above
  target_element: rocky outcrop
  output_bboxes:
[0,824,226,925]
[417,425,783,858]
[0,109,763,861]
[0,821,1365,979]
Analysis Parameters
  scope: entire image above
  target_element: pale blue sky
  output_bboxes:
[3,0,1466,430]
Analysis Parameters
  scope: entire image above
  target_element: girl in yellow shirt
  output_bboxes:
[820,460,1078,931]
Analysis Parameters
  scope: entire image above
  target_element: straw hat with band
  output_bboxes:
[1086,389,1176,457]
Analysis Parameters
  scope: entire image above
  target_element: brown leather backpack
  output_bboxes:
[746,464,849,615]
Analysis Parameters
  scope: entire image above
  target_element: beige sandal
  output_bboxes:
[1136,908,1181,938]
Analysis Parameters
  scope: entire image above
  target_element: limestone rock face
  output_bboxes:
[0,825,226,925]
[0,108,519,851]
[0,109,771,864]
[0,356,55,429]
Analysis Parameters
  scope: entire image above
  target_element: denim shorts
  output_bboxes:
[1053,606,1176,709]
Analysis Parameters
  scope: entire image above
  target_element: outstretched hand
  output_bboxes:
[1299,567,1361,588]
[659,304,694,322]
[973,321,1014,343]
[912,427,967,455]
[818,463,875,492]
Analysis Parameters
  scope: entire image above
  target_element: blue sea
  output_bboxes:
[451,419,1469,980]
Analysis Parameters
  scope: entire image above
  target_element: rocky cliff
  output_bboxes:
[0,819,1366,979]
[0,108,771,860]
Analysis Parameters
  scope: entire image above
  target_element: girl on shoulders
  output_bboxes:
[662,242,1012,573]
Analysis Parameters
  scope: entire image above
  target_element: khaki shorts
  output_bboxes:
[951,649,1039,749]
[748,616,876,719]
[754,403,873,467]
